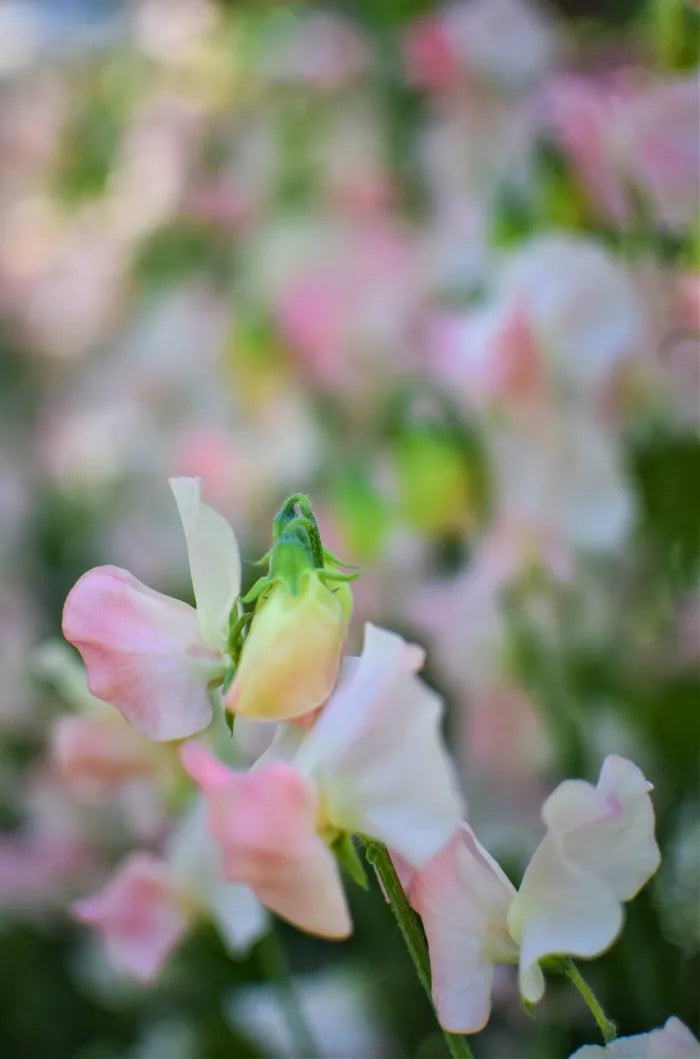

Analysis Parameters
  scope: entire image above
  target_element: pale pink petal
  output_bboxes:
[51,715,158,795]
[508,834,623,1002]
[167,800,268,955]
[569,1017,700,1059]
[169,477,241,651]
[63,566,221,741]
[542,755,660,901]
[295,623,464,868]
[181,743,351,939]
[73,853,187,981]
[402,823,517,1033]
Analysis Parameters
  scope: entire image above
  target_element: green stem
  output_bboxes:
[559,958,617,1044]
[256,924,320,1058]
[363,839,476,1059]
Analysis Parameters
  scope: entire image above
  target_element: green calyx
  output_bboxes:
[244,494,360,602]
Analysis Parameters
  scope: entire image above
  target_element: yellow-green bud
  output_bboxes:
[224,569,351,721]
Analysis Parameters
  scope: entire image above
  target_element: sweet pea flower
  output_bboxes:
[62,477,240,741]
[184,623,464,937]
[400,755,659,1033]
[570,1017,700,1059]
[73,802,266,982]
[508,755,661,1001]
[396,823,520,1034]
[51,713,170,798]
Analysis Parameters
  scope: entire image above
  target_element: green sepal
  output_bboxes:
[318,568,360,586]
[332,832,368,890]
[221,664,236,695]
[322,546,361,571]
[240,576,272,606]
[225,709,236,737]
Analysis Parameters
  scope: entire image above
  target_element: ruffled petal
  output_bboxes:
[508,834,623,1001]
[402,823,517,1033]
[295,623,464,868]
[181,742,351,939]
[73,853,187,982]
[543,755,660,902]
[63,566,221,741]
[170,477,241,652]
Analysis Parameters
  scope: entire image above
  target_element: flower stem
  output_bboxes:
[363,839,476,1059]
[559,957,617,1044]
[256,924,320,1058]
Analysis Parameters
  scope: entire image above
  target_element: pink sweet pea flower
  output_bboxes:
[400,756,659,1033]
[396,823,519,1034]
[74,803,266,981]
[73,853,189,982]
[184,624,464,936]
[62,478,240,741]
[508,755,661,1001]
[181,743,351,939]
[570,1017,700,1059]
[51,714,167,797]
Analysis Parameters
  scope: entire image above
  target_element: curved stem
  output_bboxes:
[363,839,476,1059]
[559,957,617,1044]
[256,925,320,1058]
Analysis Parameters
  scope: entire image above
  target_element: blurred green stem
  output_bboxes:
[559,957,617,1044]
[363,839,476,1059]
[256,924,320,1058]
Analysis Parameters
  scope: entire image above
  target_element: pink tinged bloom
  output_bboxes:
[167,800,268,956]
[62,478,240,741]
[51,714,163,796]
[180,742,351,939]
[294,623,464,868]
[73,853,189,982]
[508,755,660,1001]
[397,823,519,1034]
[62,565,220,741]
[569,1017,700,1059]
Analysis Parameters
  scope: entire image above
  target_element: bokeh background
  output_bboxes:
[0,1,698,1057]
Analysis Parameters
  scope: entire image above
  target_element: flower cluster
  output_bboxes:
[62,480,463,975]
[59,477,684,1055]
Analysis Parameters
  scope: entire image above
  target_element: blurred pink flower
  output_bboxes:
[549,73,700,232]
[73,803,266,981]
[62,478,239,740]
[74,853,189,982]
[50,714,170,799]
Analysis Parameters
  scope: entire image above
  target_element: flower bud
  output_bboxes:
[225,568,351,721]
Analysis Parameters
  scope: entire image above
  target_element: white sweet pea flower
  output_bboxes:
[570,1017,700,1059]
[292,622,465,868]
[508,755,661,1001]
[400,755,659,1033]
